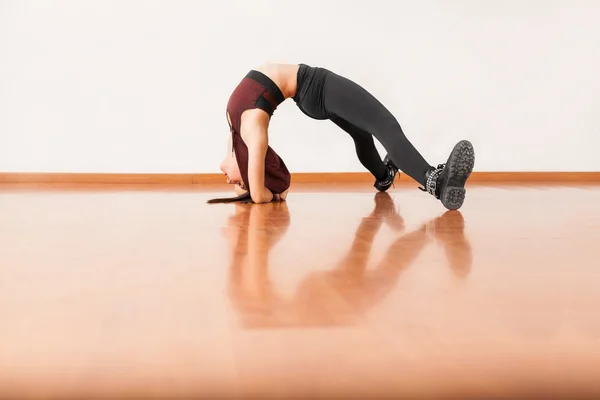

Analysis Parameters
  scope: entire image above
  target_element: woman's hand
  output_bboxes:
[273,189,289,202]
[234,184,248,196]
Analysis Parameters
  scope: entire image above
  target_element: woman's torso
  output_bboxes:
[254,63,300,99]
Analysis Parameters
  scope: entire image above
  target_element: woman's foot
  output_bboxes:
[374,155,399,192]
[421,140,475,210]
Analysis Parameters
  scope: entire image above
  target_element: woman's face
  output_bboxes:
[220,136,246,189]
[220,152,245,188]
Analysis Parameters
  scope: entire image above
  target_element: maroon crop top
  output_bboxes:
[226,70,291,195]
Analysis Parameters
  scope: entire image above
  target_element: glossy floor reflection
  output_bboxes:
[1,183,599,399]
[226,193,472,330]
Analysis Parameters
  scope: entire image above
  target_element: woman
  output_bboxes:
[212,63,475,210]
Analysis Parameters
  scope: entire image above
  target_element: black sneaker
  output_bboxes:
[420,140,475,210]
[374,155,399,192]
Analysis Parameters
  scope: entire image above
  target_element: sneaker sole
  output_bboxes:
[440,140,475,210]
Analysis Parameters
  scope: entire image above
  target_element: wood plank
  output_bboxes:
[1,171,600,184]
[0,173,195,184]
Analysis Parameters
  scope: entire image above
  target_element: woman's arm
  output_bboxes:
[240,109,274,204]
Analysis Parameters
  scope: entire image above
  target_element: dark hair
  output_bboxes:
[207,191,254,204]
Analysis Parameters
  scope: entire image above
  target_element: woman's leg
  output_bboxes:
[294,64,475,209]
[330,116,387,180]
[323,70,475,210]
[323,72,433,187]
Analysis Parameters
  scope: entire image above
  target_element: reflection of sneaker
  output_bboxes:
[426,211,472,277]
[420,140,475,210]
[372,192,405,231]
[374,155,399,192]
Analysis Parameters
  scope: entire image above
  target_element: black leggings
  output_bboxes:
[293,64,432,186]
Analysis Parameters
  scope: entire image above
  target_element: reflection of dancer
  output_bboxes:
[223,201,291,328]
[224,193,472,329]
[294,193,472,319]
[424,208,472,278]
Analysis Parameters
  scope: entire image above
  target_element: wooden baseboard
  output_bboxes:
[1,172,599,184]
[453,172,600,183]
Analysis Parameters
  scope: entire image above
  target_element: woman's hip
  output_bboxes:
[292,63,332,120]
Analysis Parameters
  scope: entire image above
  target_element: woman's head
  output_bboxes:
[209,131,291,204]
[207,137,251,204]
[219,133,248,190]
[220,150,246,190]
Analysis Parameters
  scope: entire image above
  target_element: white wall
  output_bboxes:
[1,0,599,173]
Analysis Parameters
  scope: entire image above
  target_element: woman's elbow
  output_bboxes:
[250,192,271,204]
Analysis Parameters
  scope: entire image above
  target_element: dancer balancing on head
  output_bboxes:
[209,63,475,210]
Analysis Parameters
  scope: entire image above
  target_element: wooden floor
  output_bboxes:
[1,182,599,399]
